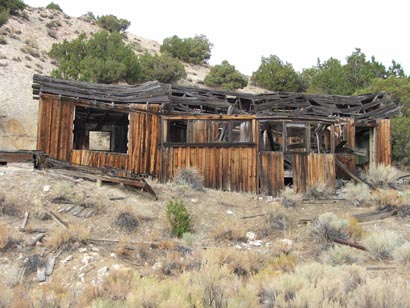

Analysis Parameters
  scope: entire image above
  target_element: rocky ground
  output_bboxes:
[1,162,410,306]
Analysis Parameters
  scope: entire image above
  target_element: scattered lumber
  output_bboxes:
[19,227,48,233]
[241,213,266,219]
[45,256,56,276]
[21,212,29,229]
[335,159,375,189]
[353,206,397,222]
[35,154,157,199]
[49,211,69,229]
[26,234,45,247]
[333,238,366,251]
[0,150,35,163]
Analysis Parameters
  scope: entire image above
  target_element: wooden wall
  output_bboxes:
[37,95,74,161]
[71,150,128,169]
[375,119,391,166]
[336,118,355,177]
[293,153,335,193]
[161,146,257,192]
[259,152,284,196]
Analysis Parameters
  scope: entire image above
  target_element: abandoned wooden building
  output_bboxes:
[32,74,399,195]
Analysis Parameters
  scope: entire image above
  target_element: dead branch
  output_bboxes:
[49,211,68,229]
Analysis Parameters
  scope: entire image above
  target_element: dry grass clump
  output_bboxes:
[345,217,365,240]
[312,212,349,245]
[257,253,297,278]
[20,39,41,58]
[305,183,333,200]
[115,211,139,232]
[79,269,135,306]
[364,163,400,188]
[341,182,372,206]
[47,224,89,250]
[362,230,405,260]
[0,223,10,250]
[175,168,204,192]
[280,187,302,207]
[375,189,404,207]
[393,242,410,265]
[212,219,247,242]
[321,245,361,265]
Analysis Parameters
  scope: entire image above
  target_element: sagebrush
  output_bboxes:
[166,199,191,237]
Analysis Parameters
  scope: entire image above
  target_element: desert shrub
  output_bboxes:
[204,60,248,90]
[139,52,186,83]
[46,20,61,28]
[257,253,297,277]
[166,199,191,237]
[346,217,365,240]
[341,182,372,206]
[393,242,410,264]
[160,34,213,64]
[115,211,139,232]
[364,163,400,188]
[362,230,405,260]
[0,0,25,26]
[47,224,89,250]
[212,220,247,242]
[182,232,194,246]
[0,36,6,44]
[46,2,62,12]
[321,245,360,265]
[305,183,334,200]
[392,116,410,165]
[0,223,9,250]
[96,14,130,33]
[312,212,348,244]
[175,168,204,191]
[280,187,302,207]
[49,30,141,83]
[47,29,57,39]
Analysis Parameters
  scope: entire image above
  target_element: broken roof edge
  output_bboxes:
[32,74,399,120]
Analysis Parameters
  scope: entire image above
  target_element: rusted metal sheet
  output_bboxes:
[375,119,391,166]
[258,152,284,196]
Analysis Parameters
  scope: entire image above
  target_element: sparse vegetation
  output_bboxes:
[364,163,400,188]
[362,230,405,260]
[46,2,62,12]
[160,34,213,64]
[312,212,348,245]
[204,60,248,90]
[393,242,410,265]
[49,31,141,83]
[321,245,360,265]
[0,37,7,44]
[166,199,191,237]
[341,182,372,206]
[0,0,25,26]
[175,168,204,191]
[280,187,302,207]
[96,14,130,33]
[139,52,187,83]
[47,224,89,250]
[213,219,247,242]
[305,183,333,200]
[0,223,9,250]
[115,211,139,232]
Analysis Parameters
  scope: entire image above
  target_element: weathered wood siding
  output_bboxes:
[37,95,74,161]
[375,119,391,166]
[127,106,160,175]
[258,152,284,195]
[336,118,356,177]
[71,150,128,169]
[293,153,335,193]
[161,146,257,192]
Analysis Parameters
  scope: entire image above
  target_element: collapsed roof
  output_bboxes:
[32,74,399,121]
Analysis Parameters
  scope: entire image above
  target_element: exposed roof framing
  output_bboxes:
[33,74,399,121]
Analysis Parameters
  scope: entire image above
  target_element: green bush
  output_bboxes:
[160,34,213,64]
[166,199,191,237]
[139,52,186,83]
[392,116,410,164]
[46,2,62,12]
[49,30,141,84]
[252,55,304,92]
[96,14,130,33]
[204,60,248,90]
[0,0,25,26]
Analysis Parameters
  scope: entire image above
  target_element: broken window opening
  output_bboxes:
[259,121,283,152]
[284,122,309,153]
[166,119,253,144]
[73,106,129,153]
